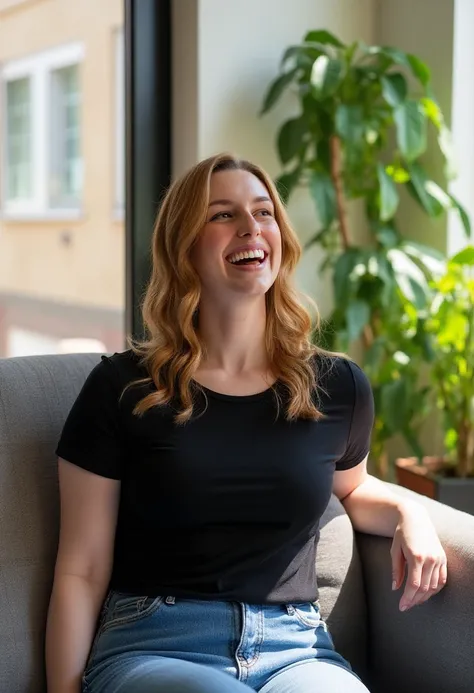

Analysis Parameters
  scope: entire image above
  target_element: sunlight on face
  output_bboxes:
[192,169,282,301]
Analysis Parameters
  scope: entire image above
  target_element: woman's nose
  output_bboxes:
[237,213,261,238]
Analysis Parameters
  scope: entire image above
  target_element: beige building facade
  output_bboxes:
[0,0,125,356]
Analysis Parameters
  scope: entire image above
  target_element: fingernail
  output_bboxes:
[400,605,408,612]
[392,580,397,590]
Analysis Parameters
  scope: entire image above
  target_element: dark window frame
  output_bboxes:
[124,0,172,341]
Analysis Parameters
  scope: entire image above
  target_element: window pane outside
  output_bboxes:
[0,0,125,358]
[50,64,82,207]
[6,77,32,200]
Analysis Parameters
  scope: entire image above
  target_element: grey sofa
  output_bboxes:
[1,354,474,693]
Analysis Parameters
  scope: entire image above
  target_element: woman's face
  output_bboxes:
[191,170,282,300]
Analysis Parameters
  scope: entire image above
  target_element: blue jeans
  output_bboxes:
[83,592,370,693]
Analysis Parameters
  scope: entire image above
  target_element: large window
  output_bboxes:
[0,0,125,360]
[0,0,171,358]
[1,42,84,218]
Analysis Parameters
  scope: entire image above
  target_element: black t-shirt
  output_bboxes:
[56,350,374,604]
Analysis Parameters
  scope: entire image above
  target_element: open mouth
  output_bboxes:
[225,249,268,267]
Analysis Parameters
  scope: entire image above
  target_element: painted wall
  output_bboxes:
[376,0,455,254]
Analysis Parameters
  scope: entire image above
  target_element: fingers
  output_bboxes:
[400,555,424,611]
[417,562,440,605]
[391,541,406,591]
[400,554,448,611]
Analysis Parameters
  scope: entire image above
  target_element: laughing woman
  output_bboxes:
[45,153,447,693]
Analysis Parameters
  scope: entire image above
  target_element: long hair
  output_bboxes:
[130,152,332,423]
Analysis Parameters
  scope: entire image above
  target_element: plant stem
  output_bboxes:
[329,135,350,250]
[329,135,374,349]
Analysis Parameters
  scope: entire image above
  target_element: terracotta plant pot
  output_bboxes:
[395,457,474,515]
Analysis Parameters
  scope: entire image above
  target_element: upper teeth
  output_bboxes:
[228,249,265,263]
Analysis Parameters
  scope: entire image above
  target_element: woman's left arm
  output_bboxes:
[333,459,448,612]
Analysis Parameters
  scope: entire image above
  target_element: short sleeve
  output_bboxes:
[55,356,125,479]
[335,360,375,471]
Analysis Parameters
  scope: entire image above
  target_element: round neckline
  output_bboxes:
[194,380,278,403]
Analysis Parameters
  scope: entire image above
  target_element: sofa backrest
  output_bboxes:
[0,354,102,693]
[0,354,367,692]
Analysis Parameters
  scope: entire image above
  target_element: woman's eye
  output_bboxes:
[211,212,232,221]
[257,209,272,217]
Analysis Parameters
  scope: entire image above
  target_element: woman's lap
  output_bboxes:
[83,593,370,693]
[83,656,369,693]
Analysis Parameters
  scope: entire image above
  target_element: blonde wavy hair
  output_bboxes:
[130,152,333,423]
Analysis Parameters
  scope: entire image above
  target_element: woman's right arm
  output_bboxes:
[45,459,120,693]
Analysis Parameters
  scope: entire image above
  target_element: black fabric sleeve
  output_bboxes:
[335,360,375,471]
[55,356,125,480]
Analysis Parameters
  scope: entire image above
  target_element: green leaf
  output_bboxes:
[261,68,298,115]
[277,117,306,165]
[406,165,472,236]
[421,97,443,128]
[450,245,474,266]
[388,248,431,308]
[335,104,364,142]
[275,168,302,204]
[394,100,427,161]
[407,54,431,86]
[304,30,344,48]
[381,73,407,107]
[369,46,430,86]
[375,224,399,248]
[381,378,410,433]
[438,126,457,179]
[377,163,399,221]
[310,56,344,99]
[309,170,337,227]
[365,336,387,371]
[346,300,371,342]
[333,249,364,305]
[424,180,452,209]
[401,240,446,276]
[402,426,424,460]
[406,162,444,217]
[449,193,471,238]
[386,165,410,183]
[281,44,324,69]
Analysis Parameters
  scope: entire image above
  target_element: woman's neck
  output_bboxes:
[197,297,268,374]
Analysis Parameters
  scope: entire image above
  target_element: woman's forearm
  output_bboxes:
[45,573,107,693]
[341,474,427,537]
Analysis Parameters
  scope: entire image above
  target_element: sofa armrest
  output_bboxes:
[356,483,474,693]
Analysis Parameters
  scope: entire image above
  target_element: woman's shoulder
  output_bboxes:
[97,349,150,387]
[312,351,372,407]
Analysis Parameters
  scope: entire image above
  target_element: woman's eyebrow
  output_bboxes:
[208,196,272,207]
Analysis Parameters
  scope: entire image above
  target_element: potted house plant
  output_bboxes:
[395,246,474,514]
[260,29,470,477]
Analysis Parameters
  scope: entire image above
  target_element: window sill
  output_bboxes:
[0,209,85,222]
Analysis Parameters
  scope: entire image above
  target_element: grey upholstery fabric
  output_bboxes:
[358,484,474,693]
[0,354,102,693]
[0,354,473,693]
[318,496,367,679]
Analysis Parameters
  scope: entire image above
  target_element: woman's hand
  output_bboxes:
[391,503,448,612]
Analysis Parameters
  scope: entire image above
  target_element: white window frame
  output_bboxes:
[114,28,125,218]
[1,42,85,220]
